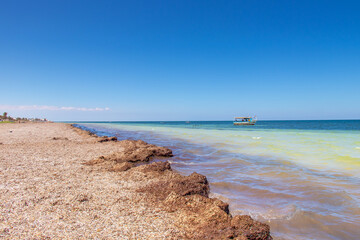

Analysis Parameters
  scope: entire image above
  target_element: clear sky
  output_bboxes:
[1,0,359,121]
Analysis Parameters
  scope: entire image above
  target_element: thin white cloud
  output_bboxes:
[0,105,110,111]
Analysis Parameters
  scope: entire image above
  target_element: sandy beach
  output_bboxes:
[0,123,271,239]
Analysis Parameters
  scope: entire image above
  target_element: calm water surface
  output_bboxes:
[74,120,360,240]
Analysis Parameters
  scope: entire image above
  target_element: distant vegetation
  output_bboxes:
[0,112,48,123]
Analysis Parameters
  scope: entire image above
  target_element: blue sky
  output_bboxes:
[1,0,359,121]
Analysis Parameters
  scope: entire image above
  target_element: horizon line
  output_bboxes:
[57,118,360,122]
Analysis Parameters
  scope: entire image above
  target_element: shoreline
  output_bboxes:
[0,122,271,239]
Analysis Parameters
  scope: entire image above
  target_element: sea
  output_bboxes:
[73,120,360,240]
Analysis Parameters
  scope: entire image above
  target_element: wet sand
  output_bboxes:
[0,123,271,239]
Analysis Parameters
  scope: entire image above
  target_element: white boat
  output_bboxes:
[233,117,257,125]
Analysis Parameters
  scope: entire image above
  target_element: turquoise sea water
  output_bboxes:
[74,120,360,239]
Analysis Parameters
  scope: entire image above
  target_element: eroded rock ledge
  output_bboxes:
[72,125,272,239]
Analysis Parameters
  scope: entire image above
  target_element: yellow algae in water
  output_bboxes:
[285,152,305,158]
[266,144,284,153]
[335,155,360,167]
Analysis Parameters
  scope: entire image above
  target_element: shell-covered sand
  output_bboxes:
[0,123,183,239]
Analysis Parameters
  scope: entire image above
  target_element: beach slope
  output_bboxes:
[0,123,271,239]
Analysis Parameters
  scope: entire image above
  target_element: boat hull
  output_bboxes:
[233,122,256,125]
